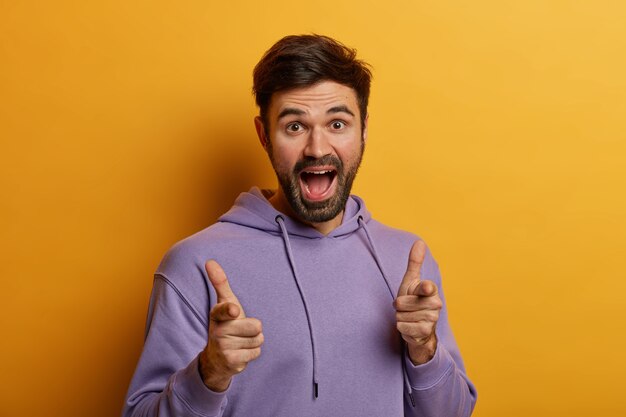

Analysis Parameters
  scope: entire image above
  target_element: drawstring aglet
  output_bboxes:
[314,382,319,398]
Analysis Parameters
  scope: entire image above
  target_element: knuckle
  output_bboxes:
[249,347,262,361]
[250,318,263,333]
[428,310,440,321]
[232,363,246,374]
[401,323,426,338]
[418,322,433,335]
[394,296,411,311]
[397,322,416,336]
[222,351,235,367]
[424,293,441,306]
[413,336,428,346]
[215,337,229,351]
[246,334,262,348]
[396,322,405,333]
[212,325,225,338]
[410,326,423,337]
[223,350,237,365]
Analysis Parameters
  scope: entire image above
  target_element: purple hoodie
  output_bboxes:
[122,188,477,416]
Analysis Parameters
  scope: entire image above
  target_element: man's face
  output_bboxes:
[257,81,367,224]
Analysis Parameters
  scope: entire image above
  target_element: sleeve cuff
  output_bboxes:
[172,354,229,416]
[404,343,455,391]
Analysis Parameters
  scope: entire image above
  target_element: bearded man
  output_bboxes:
[122,34,477,417]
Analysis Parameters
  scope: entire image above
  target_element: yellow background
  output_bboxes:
[1,1,625,416]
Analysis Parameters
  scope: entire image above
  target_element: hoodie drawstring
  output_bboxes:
[358,216,416,407]
[357,216,395,300]
[275,215,319,399]
[273,213,414,406]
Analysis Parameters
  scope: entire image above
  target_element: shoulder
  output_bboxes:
[157,225,213,275]
[363,219,441,284]
[365,219,420,246]
[153,222,248,307]
[157,221,250,275]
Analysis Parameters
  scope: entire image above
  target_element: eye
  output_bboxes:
[286,122,303,132]
[286,122,304,133]
[330,120,346,130]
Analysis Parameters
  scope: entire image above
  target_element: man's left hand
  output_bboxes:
[394,240,443,365]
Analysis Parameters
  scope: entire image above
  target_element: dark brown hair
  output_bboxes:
[253,34,372,131]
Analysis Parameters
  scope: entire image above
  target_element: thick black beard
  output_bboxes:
[270,150,363,224]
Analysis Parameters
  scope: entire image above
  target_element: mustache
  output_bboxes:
[293,155,343,173]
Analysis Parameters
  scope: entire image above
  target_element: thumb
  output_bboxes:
[205,260,245,316]
[210,302,242,322]
[416,280,438,297]
[397,240,426,297]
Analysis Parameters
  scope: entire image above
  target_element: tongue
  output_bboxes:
[305,173,332,197]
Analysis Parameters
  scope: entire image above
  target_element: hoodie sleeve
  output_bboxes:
[122,275,229,417]
[402,260,478,417]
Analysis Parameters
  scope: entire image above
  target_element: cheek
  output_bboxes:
[336,140,363,164]
[270,143,300,171]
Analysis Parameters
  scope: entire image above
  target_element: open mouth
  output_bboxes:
[299,168,338,202]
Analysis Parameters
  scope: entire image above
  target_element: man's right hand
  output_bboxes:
[199,260,264,392]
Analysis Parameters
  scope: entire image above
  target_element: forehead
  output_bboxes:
[268,81,359,119]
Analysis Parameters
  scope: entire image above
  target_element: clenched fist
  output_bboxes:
[199,260,264,392]
[394,240,443,365]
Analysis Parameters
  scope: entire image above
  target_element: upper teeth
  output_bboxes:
[306,170,332,175]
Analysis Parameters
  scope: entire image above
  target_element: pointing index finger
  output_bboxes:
[398,240,426,297]
[205,260,240,305]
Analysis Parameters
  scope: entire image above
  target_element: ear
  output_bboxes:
[254,116,269,150]
[362,113,369,144]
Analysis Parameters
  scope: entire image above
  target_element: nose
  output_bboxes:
[303,126,332,159]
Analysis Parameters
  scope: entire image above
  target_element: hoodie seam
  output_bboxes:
[154,273,208,328]
[171,375,214,417]
[410,362,455,392]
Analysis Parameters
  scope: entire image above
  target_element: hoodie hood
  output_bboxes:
[218,187,372,238]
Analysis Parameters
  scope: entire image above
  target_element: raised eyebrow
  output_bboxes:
[277,107,306,120]
[327,105,355,117]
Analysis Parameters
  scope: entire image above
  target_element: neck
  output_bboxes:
[268,188,344,235]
